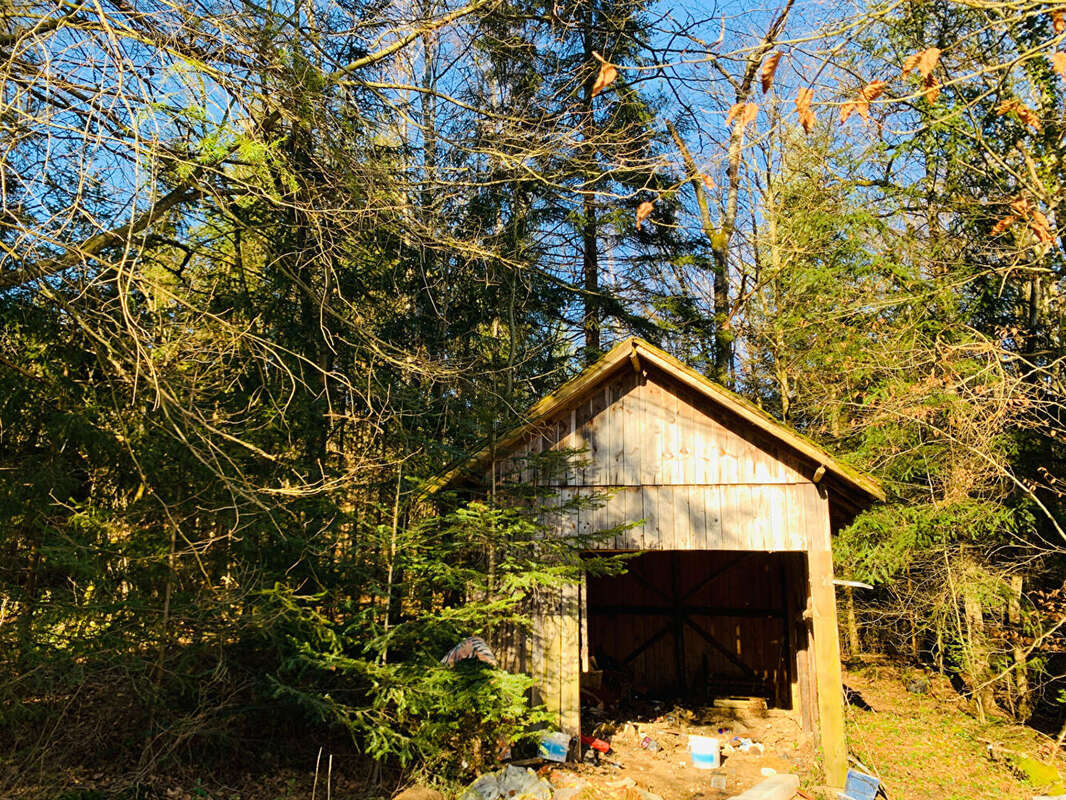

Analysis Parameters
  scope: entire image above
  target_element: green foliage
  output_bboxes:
[836,501,1029,585]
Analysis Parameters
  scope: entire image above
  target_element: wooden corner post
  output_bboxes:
[807,488,848,788]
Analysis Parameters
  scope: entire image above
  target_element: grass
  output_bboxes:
[842,660,1061,800]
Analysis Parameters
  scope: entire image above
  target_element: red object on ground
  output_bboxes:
[580,734,610,753]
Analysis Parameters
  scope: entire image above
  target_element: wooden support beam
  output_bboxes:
[684,617,759,677]
[807,506,848,788]
[588,604,785,619]
[681,552,754,602]
[621,621,673,666]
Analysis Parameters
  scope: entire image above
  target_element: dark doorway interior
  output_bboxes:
[584,550,806,708]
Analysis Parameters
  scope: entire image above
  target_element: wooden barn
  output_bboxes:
[434,337,883,786]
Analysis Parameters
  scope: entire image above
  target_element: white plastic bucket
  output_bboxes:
[688,735,721,769]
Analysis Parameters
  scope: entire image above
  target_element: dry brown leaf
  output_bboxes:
[1054,51,1066,78]
[1054,9,1066,35]
[923,74,941,103]
[997,99,1042,130]
[591,52,618,97]
[635,201,654,231]
[740,102,759,129]
[1010,196,1033,216]
[916,47,941,79]
[761,52,782,94]
[902,48,941,79]
[1031,208,1055,243]
[901,52,921,79]
[726,102,744,126]
[990,215,1016,236]
[861,79,888,102]
[701,174,715,191]
[796,88,815,133]
[839,100,856,124]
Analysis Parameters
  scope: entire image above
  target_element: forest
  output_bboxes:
[3,0,1066,796]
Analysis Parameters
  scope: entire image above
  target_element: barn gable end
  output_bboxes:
[432,338,881,789]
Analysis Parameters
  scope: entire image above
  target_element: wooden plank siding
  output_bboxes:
[524,366,816,552]
[487,362,851,783]
[543,367,810,491]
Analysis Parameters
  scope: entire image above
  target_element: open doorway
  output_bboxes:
[582,550,809,711]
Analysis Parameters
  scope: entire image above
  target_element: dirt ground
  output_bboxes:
[557,703,817,799]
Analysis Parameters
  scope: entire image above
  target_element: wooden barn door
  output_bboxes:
[585,550,794,706]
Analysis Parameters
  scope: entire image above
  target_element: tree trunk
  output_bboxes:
[1008,574,1031,720]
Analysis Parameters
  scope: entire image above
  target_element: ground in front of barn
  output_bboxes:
[552,702,817,799]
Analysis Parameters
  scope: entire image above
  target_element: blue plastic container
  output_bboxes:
[538,732,570,762]
[842,769,880,800]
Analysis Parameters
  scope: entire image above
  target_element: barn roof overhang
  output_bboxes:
[425,337,885,510]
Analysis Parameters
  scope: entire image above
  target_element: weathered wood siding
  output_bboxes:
[499,366,820,552]
[484,355,848,783]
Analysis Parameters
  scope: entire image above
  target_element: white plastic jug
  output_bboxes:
[688,735,721,769]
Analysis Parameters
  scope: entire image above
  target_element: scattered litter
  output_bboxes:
[640,735,660,752]
[688,735,721,770]
[581,734,611,753]
[459,766,552,800]
[759,767,776,777]
[841,769,880,800]
[538,732,571,763]
[440,636,497,667]
[710,775,727,791]
[732,737,764,755]
[547,771,590,800]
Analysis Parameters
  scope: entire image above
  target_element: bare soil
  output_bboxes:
[556,704,817,800]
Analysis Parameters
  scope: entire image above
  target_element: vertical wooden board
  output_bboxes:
[644,379,666,485]
[609,375,630,486]
[719,433,739,483]
[558,488,578,541]
[635,381,654,485]
[676,387,695,484]
[623,375,642,485]
[559,581,581,736]
[809,540,848,787]
[672,485,689,550]
[682,484,697,550]
[642,486,660,550]
[614,488,626,550]
[686,386,711,485]
[667,385,683,484]
[616,487,632,549]
[580,572,589,673]
[573,397,592,485]
[703,484,723,549]
[745,484,762,550]
[584,387,608,485]
[628,486,646,549]
[719,485,736,549]
[559,408,578,485]
[659,485,676,549]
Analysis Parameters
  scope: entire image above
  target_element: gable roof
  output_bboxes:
[427,337,885,505]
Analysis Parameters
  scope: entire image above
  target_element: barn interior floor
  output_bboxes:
[571,702,816,799]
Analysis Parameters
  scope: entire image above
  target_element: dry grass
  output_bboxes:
[843,661,1061,800]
